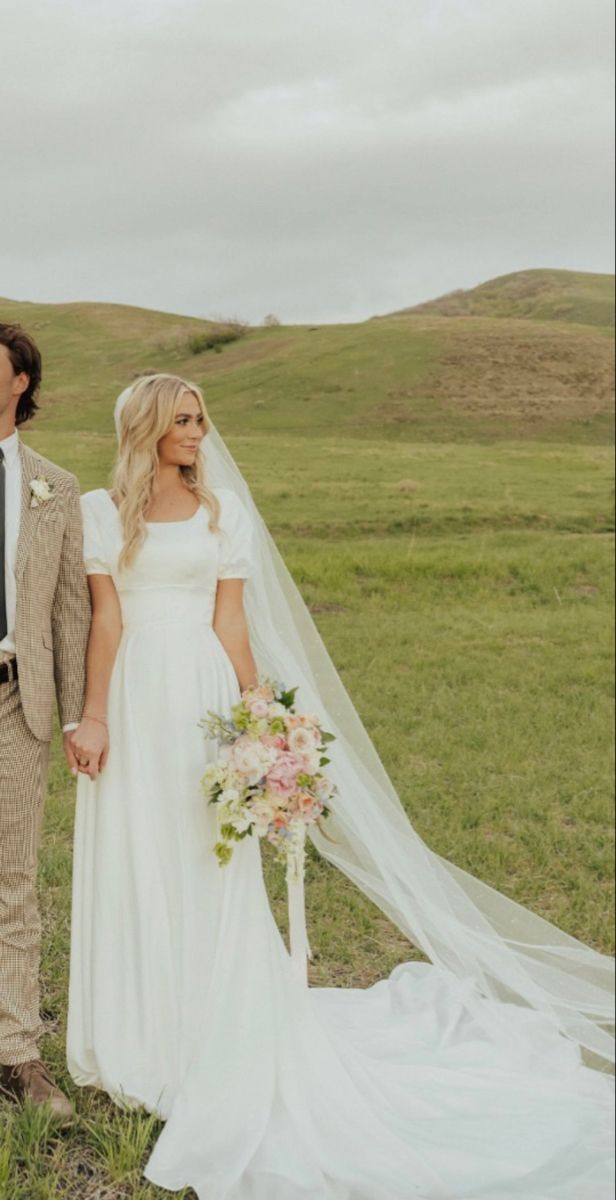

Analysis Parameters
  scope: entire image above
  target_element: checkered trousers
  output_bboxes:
[0,677,50,1064]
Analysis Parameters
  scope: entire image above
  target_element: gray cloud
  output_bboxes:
[1,0,613,322]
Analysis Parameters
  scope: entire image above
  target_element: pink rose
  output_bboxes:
[261,733,287,750]
[288,793,324,824]
[266,752,302,797]
[248,698,269,719]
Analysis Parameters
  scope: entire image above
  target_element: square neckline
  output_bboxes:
[102,489,204,526]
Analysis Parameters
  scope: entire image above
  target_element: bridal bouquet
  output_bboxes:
[201,681,336,876]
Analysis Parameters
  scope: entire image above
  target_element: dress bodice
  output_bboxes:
[80,488,254,630]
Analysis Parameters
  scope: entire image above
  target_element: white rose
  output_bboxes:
[202,763,225,789]
[248,800,274,835]
[230,812,253,833]
[316,774,334,800]
[233,742,261,774]
[288,728,318,758]
[258,741,278,765]
[231,738,269,782]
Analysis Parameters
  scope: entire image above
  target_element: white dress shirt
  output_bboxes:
[0,429,21,657]
[0,430,77,732]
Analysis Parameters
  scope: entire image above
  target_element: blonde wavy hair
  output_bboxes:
[112,373,221,570]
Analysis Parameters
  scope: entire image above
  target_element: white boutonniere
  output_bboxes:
[30,476,56,508]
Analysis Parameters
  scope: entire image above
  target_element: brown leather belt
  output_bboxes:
[0,658,18,685]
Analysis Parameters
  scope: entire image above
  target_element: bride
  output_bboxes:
[67,373,614,1199]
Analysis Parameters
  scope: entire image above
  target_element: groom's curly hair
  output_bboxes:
[0,323,42,425]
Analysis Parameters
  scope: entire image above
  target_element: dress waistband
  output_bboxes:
[121,616,216,631]
[119,590,216,629]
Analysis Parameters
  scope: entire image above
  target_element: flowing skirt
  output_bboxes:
[68,620,614,1199]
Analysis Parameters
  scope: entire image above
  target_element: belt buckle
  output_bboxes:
[1,657,17,683]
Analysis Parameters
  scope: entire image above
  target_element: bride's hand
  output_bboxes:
[72,717,109,781]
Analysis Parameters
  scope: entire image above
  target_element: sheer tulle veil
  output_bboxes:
[115,383,614,1070]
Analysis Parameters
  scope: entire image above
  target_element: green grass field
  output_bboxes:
[0,272,614,1197]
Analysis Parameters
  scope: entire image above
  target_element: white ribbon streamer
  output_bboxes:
[286,822,312,986]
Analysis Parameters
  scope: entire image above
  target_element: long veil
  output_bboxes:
[116,388,615,1069]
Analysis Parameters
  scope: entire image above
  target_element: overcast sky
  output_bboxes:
[0,0,613,323]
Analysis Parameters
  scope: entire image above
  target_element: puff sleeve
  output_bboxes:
[217,489,255,581]
[81,492,113,576]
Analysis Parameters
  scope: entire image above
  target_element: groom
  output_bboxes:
[0,323,90,1122]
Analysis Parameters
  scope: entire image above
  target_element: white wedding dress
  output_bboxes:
[68,486,614,1200]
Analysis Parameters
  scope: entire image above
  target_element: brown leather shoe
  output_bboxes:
[0,1059,74,1125]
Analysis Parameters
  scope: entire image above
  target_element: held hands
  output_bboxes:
[66,716,110,780]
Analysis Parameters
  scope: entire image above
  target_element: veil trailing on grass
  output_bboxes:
[115,385,615,1070]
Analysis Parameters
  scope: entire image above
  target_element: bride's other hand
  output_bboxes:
[72,717,109,780]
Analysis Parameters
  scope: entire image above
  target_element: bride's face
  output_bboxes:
[157,390,206,468]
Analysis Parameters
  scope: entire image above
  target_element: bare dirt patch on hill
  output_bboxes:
[429,321,614,424]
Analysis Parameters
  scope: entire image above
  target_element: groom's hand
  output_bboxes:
[71,718,110,781]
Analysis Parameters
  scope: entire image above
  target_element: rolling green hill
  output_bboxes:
[1,269,614,454]
[387,268,615,328]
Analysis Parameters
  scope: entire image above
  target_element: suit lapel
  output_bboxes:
[15,443,43,581]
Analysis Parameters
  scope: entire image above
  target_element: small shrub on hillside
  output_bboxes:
[187,321,248,356]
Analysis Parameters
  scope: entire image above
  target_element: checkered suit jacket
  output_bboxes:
[14,442,91,741]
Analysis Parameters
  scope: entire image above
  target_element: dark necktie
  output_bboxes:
[0,447,7,642]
